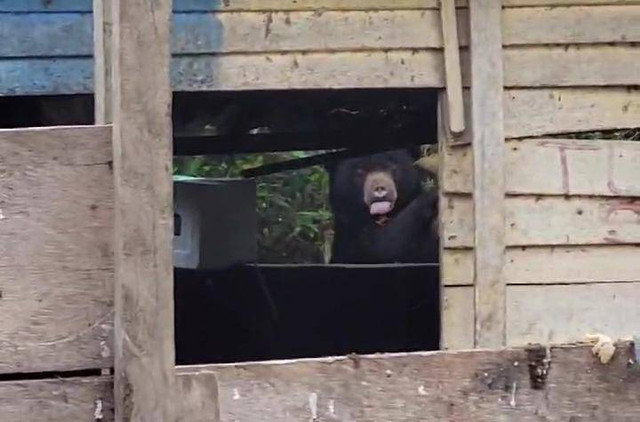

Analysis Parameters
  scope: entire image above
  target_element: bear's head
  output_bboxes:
[328,149,422,225]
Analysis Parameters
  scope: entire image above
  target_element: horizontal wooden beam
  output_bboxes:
[176,341,640,421]
[442,138,640,196]
[443,245,640,286]
[443,195,640,248]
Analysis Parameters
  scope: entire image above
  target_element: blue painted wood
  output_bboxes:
[0,13,93,57]
[0,58,93,96]
[0,0,226,12]
[2,12,228,58]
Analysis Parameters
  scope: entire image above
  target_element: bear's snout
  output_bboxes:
[363,171,397,216]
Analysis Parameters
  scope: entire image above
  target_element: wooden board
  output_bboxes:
[176,342,640,421]
[508,282,640,345]
[504,45,640,87]
[504,88,640,138]
[443,245,640,286]
[444,195,640,248]
[442,286,474,350]
[443,138,640,196]
[171,50,446,91]
[5,0,640,12]
[111,0,177,420]
[0,376,114,422]
[468,0,506,349]
[6,7,639,58]
[503,5,640,45]
[93,0,112,124]
[0,125,113,375]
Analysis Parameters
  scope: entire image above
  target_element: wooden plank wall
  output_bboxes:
[440,2,640,349]
[175,342,640,421]
[2,0,640,99]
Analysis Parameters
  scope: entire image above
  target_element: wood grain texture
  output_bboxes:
[444,195,640,248]
[442,286,474,349]
[442,245,640,285]
[443,138,640,196]
[0,125,113,375]
[111,0,177,420]
[503,5,640,45]
[93,0,112,124]
[0,376,114,422]
[176,342,640,421]
[504,88,640,138]
[5,0,640,12]
[504,45,640,87]
[441,0,466,134]
[508,282,640,345]
[176,370,220,422]
[469,0,506,349]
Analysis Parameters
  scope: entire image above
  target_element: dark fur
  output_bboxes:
[328,149,439,264]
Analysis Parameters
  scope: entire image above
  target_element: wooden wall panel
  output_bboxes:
[0,126,113,375]
[443,138,640,197]
[176,342,640,421]
[0,377,114,422]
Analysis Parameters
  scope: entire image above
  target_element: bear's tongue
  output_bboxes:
[370,201,392,215]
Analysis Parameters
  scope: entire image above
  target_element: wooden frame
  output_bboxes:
[110,0,176,420]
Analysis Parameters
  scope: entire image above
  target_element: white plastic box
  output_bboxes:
[173,176,257,270]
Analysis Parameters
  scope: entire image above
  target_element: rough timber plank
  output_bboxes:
[93,0,112,124]
[0,125,113,375]
[442,138,640,197]
[0,376,114,422]
[503,6,640,45]
[442,286,474,349]
[176,342,640,421]
[504,46,640,87]
[171,50,445,91]
[469,0,506,349]
[441,0,466,134]
[441,245,640,286]
[504,88,640,138]
[111,0,176,420]
[508,282,640,345]
[445,195,640,248]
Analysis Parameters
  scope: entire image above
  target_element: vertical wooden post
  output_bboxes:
[440,0,465,135]
[469,0,506,348]
[93,0,112,124]
[111,0,176,420]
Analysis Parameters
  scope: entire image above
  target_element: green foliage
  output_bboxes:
[174,153,333,263]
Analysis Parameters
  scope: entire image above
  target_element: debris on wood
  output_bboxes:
[584,333,616,364]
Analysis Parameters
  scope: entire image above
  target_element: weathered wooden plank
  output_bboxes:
[0,58,93,96]
[0,13,92,58]
[442,245,640,285]
[445,195,640,248]
[504,46,640,87]
[171,50,446,91]
[5,7,638,59]
[443,138,640,197]
[469,0,506,349]
[441,0,466,134]
[5,0,640,12]
[177,342,640,421]
[503,6,640,45]
[176,370,220,422]
[0,376,114,422]
[508,282,640,345]
[111,0,176,420]
[93,0,112,124]
[504,88,640,138]
[442,286,474,349]
[0,125,113,375]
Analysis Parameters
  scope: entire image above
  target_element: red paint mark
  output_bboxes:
[605,199,640,220]
[606,143,635,196]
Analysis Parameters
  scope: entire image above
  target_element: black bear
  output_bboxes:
[327,149,439,264]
